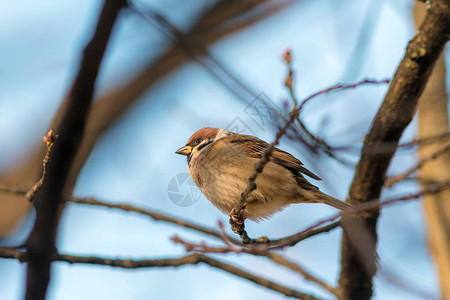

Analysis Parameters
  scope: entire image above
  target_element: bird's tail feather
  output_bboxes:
[315,191,353,210]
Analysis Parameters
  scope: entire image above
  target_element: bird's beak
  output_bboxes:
[175,145,192,156]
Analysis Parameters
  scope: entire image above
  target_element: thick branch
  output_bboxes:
[24,1,126,299]
[338,1,450,299]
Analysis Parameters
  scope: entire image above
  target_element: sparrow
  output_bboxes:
[176,127,351,221]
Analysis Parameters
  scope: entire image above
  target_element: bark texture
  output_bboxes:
[338,1,450,299]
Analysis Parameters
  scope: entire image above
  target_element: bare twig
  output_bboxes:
[3,179,448,300]
[398,132,450,148]
[380,180,450,207]
[70,196,242,245]
[346,132,450,156]
[0,246,322,300]
[385,139,450,187]
[25,130,58,202]
[0,183,242,246]
[176,179,450,253]
[266,253,338,296]
[297,79,390,112]
[0,183,30,195]
[4,179,449,250]
[74,197,339,250]
[283,48,360,167]
[230,77,390,243]
[172,235,338,296]
[213,219,338,295]
[277,180,450,249]
[173,220,341,254]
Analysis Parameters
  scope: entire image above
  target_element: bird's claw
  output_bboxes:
[229,207,245,235]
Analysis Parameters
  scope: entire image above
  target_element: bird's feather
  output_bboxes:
[226,134,321,180]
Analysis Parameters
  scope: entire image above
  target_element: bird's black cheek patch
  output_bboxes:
[197,140,213,151]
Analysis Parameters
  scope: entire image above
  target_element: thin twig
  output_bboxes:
[218,220,337,295]
[171,235,338,296]
[4,179,449,251]
[277,180,450,250]
[0,184,242,246]
[176,219,338,296]
[356,132,450,156]
[176,179,450,253]
[398,132,450,148]
[0,246,322,300]
[298,79,390,112]
[0,183,29,195]
[385,139,450,187]
[380,180,450,207]
[70,196,241,245]
[266,253,338,296]
[295,119,356,167]
[283,48,358,167]
[173,220,341,254]
[25,130,58,202]
[230,77,391,243]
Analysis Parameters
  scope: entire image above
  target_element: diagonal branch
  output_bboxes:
[338,1,450,299]
[24,1,127,299]
[266,253,338,296]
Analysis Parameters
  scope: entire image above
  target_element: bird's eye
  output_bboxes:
[195,139,201,144]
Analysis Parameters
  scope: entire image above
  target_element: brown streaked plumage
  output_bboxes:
[176,127,352,221]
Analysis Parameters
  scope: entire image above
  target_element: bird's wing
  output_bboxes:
[225,135,321,180]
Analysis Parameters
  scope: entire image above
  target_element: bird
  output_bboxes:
[176,127,352,221]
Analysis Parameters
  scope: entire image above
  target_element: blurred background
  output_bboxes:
[0,0,448,299]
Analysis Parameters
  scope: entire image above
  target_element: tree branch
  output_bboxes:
[70,196,242,245]
[266,253,338,296]
[24,1,127,299]
[0,247,322,300]
[338,0,450,298]
[385,139,450,187]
